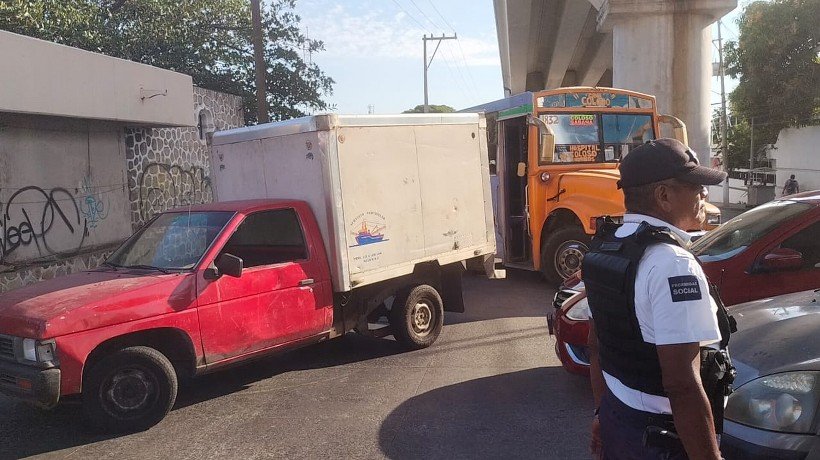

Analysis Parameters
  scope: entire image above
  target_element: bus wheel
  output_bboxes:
[541,227,590,285]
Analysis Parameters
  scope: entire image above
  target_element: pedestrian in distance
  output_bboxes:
[583,138,736,459]
[782,174,800,196]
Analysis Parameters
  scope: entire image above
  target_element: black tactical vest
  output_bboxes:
[582,218,734,398]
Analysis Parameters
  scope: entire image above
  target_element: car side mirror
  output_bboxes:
[204,253,244,279]
[759,247,803,272]
[517,162,526,177]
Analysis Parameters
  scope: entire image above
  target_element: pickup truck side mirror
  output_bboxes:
[204,253,244,279]
[758,247,803,272]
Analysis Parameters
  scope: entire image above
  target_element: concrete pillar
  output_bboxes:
[598,0,736,166]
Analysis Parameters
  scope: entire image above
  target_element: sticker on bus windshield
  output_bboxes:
[570,115,595,126]
[569,144,598,162]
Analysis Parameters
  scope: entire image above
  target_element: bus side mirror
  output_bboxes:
[517,162,527,177]
[539,133,555,164]
[658,114,689,145]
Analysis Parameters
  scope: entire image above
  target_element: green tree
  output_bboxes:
[403,104,456,114]
[723,0,820,169]
[0,0,334,123]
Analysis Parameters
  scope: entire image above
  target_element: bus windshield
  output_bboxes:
[540,113,654,164]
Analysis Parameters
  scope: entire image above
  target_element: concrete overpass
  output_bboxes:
[494,0,736,165]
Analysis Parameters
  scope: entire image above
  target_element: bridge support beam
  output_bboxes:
[599,0,736,165]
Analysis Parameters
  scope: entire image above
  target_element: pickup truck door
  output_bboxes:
[196,208,331,364]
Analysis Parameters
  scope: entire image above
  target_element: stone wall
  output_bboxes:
[126,87,244,231]
[0,247,116,293]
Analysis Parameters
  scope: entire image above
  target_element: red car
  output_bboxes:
[549,191,820,375]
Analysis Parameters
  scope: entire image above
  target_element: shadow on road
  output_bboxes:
[447,269,556,325]
[378,366,593,459]
[0,333,404,459]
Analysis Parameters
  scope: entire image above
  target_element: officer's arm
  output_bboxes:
[588,321,605,411]
[657,343,720,460]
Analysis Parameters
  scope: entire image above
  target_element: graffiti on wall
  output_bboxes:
[0,186,88,263]
[78,176,110,229]
[138,163,213,222]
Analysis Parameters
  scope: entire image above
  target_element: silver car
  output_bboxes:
[722,289,820,460]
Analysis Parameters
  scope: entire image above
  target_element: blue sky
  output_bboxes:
[295,0,503,114]
[295,0,748,115]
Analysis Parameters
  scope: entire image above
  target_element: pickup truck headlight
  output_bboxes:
[725,371,819,433]
[21,338,56,364]
[706,213,721,226]
[565,296,591,321]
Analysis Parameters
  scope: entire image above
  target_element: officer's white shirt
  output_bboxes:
[599,213,722,414]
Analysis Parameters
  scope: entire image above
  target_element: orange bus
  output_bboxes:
[464,87,721,283]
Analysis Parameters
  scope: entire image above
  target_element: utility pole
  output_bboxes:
[717,21,730,205]
[251,0,269,124]
[749,117,755,177]
[423,34,457,113]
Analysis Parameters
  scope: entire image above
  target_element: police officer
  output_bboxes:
[584,139,735,459]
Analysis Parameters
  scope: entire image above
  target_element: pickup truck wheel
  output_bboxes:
[541,226,590,285]
[83,346,178,433]
[390,285,444,350]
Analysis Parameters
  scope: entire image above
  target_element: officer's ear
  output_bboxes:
[654,182,674,213]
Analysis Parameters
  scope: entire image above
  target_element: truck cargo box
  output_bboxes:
[210,114,496,292]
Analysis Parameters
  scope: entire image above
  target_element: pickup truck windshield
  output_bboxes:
[107,211,233,270]
[691,200,812,262]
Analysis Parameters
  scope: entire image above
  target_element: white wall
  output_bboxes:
[0,31,193,127]
[0,116,132,265]
[770,126,820,194]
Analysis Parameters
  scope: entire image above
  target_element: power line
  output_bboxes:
[408,0,444,31]
[423,0,481,100]
[426,0,455,32]
[389,0,428,30]
[444,44,479,98]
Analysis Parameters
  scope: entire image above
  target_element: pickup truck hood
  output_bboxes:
[0,270,197,338]
[728,290,820,386]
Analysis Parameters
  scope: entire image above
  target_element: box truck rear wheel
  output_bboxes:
[390,284,444,350]
[541,226,590,285]
[83,346,178,433]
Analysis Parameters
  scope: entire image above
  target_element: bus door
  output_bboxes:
[500,115,531,264]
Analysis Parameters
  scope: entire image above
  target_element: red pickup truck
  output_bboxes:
[0,199,490,432]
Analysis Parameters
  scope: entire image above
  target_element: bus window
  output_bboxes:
[540,114,600,164]
[602,114,654,160]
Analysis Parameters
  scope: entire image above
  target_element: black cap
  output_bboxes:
[617,138,728,189]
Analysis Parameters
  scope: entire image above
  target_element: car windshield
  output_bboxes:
[691,200,812,262]
[107,211,233,271]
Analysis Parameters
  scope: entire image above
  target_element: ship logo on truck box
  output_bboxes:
[350,211,388,247]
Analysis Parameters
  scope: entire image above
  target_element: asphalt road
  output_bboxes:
[0,270,593,460]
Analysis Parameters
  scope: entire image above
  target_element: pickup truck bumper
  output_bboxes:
[0,360,60,409]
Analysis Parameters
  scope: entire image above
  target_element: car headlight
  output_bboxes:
[706,213,721,226]
[565,296,590,321]
[21,338,57,364]
[725,371,819,433]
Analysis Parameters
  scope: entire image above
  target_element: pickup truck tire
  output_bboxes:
[83,346,178,433]
[390,284,444,350]
[541,226,590,285]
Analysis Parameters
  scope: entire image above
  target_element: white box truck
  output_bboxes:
[210,113,503,349]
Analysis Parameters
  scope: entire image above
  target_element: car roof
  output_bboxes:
[162,199,307,214]
[778,189,820,205]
